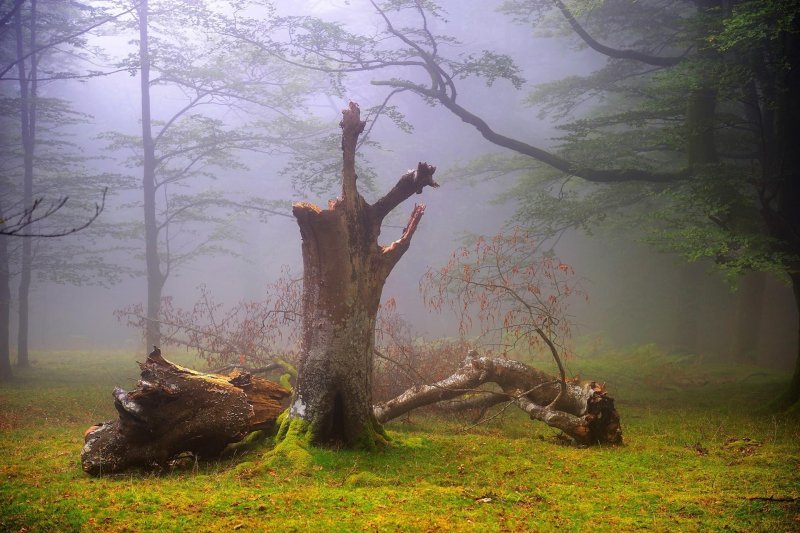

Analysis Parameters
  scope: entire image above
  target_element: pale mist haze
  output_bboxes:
[2,0,796,369]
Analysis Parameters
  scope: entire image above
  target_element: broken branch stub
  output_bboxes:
[81,347,289,476]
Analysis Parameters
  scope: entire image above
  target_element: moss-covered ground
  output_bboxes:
[1,347,798,531]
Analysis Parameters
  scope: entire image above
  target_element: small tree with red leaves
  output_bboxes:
[422,227,586,406]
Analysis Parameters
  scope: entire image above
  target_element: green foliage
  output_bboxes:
[1,350,798,531]
[712,1,800,53]
[494,0,800,285]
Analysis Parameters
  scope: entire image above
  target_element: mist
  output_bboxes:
[3,1,800,529]
[2,2,797,368]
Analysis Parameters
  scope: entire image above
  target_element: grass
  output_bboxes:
[1,347,798,532]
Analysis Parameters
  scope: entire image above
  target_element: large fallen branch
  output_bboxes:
[374,352,622,445]
[81,348,289,476]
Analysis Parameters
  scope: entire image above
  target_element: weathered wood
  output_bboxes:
[81,348,289,476]
[283,102,438,448]
[373,352,622,445]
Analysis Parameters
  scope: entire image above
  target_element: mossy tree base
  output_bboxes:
[275,409,389,453]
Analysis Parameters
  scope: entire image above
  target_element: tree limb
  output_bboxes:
[373,353,622,445]
[0,2,140,80]
[339,101,366,207]
[0,188,107,238]
[371,161,438,222]
[371,79,688,184]
[381,203,426,269]
[552,0,687,67]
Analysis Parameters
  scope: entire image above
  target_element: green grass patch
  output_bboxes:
[1,348,798,531]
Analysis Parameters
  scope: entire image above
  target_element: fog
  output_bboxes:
[3,0,796,369]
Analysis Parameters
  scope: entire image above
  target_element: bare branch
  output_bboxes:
[0,3,140,80]
[381,203,426,268]
[1,187,107,238]
[339,101,366,206]
[372,161,438,221]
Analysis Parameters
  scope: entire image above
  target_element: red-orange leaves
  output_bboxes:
[421,226,585,361]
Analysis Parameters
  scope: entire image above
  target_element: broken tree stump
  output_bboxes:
[81,347,289,476]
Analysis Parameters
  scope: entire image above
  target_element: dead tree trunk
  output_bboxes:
[280,102,438,448]
[81,348,289,476]
[374,352,622,445]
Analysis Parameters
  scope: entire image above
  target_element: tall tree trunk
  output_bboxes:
[0,227,11,382]
[279,102,438,448]
[138,0,163,349]
[733,271,766,363]
[674,31,719,354]
[762,13,800,408]
[14,0,36,368]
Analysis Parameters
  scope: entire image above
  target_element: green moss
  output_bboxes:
[265,417,314,472]
[343,471,385,487]
[351,418,390,451]
[1,349,798,531]
[221,430,272,458]
[278,373,293,391]
[400,436,432,449]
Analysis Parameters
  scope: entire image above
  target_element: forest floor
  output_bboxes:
[0,346,798,532]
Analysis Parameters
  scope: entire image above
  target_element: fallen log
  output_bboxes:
[83,349,620,475]
[81,348,289,476]
[373,352,622,445]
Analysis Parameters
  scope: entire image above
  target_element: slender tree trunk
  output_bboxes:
[675,262,704,353]
[280,102,438,448]
[733,271,766,362]
[784,272,800,406]
[138,0,163,349]
[673,33,719,355]
[14,0,36,368]
[0,227,11,381]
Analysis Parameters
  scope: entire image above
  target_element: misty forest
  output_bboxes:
[1,0,799,530]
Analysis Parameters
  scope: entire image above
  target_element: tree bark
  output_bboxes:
[374,353,622,445]
[281,102,438,448]
[14,0,37,368]
[138,0,164,350]
[0,227,11,382]
[81,347,289,476]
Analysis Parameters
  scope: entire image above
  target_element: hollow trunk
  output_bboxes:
[280,102,438,448]
[81,348,289,476]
